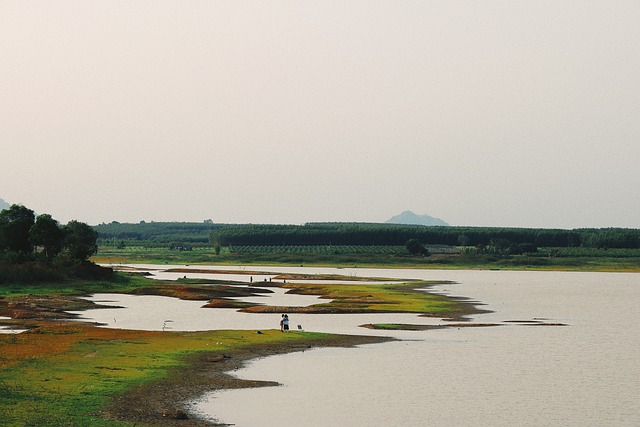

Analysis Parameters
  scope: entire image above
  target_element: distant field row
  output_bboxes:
[542,247,640,258]
[97,244,462,255]
[96,244,640,259]
[228,245,459,255]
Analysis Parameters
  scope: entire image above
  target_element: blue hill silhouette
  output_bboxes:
[385,210,449,226]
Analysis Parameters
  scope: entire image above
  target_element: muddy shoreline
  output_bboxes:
[102,333,393,426]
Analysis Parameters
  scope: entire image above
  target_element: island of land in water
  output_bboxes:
[0,265,487,426]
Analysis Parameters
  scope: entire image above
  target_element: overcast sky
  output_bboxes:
[1,1,639,228]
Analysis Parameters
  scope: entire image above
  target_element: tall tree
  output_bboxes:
[62,220,98,261]
[30,214,64,260]
[0,204,35,254]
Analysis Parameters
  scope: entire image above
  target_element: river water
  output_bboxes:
[76,265,640,426]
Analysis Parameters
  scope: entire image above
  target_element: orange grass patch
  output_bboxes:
[0,322,162,369]
[1,322,313,425]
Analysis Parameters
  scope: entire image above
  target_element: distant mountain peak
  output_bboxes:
[0,198,10,211]
[385,210,449,226]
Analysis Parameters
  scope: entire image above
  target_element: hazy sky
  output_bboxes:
[1,1,639,228]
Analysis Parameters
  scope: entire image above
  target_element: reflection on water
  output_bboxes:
[113,263,405,285]
[0,316,25,334]
[75,264,451,337]
[193,268,640,427]
[73,293,443,337]
[77,265,640,426]
[225,286,324,307]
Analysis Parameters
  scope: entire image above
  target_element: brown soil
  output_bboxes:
[0,294,104,320]
[361,322,502,331]
[503,320,568,326]
[101,333,392,426]
[164,268,398,282]
[273,273,397,282]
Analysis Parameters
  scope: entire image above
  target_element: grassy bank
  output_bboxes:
[92,246,640,272]
[0,267,473,425]
[1,322,387,426]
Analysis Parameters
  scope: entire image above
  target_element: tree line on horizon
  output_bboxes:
[210,223,640,249]
[94,221,640,249]
[0,204,103,283]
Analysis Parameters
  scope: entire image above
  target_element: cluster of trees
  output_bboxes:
[94,221,222,245]
[0,204,98,265]
[405,239,430,256]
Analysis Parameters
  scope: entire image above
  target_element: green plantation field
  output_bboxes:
[543,247,640,258]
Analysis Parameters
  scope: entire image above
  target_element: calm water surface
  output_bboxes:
[193,268,640,427]
[0,316,24,334]
[79,266,640,426]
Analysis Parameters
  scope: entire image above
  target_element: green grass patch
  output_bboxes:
[328,281,458,314]
[0,274,150,299]
[367,323,399,330]
[0,325,328,426]
[243,280,468,317]
[92,246,640,272]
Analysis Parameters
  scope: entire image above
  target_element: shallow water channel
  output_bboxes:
[74,265,640,426]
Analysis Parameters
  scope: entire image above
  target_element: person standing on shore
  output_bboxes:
[283,314,290,332]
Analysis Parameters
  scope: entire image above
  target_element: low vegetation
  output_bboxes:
[92,245,640,272]
[0,265,474,425]
[1,323,364,426]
